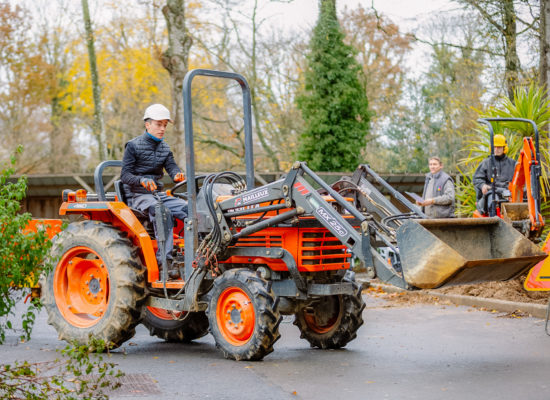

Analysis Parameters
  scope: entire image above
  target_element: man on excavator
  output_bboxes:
[121,103,186,279]
[473,134,516,214]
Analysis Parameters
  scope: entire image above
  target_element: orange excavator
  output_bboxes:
[470,118,549,292]
[473,118,544,239]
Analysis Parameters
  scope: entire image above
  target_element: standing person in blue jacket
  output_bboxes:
[121,104,186,279]
[416,156,455,218]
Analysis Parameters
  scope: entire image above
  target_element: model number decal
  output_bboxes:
[316,207,348,237]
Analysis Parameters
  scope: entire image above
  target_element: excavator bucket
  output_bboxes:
[396,217,547,289]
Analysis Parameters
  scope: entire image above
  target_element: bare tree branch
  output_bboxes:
[462,0,506,35]
[411,33,504,57]
[197,137,241,157]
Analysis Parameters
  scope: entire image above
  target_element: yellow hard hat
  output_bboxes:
[493,134,508,153]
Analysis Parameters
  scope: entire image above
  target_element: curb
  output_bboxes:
[357,278,550,319]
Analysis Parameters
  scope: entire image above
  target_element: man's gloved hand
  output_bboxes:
[140,178,157,192]
[174,172,185,182]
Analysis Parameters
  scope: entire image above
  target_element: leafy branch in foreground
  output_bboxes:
[0,337,123,400]
[0,146,54,344]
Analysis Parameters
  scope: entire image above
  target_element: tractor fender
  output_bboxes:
[60,201,159,282]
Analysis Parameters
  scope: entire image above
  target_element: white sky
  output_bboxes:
[261,0,455,32]
[257,0,457,74]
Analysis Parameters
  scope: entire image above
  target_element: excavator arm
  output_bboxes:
[508,136,544,236]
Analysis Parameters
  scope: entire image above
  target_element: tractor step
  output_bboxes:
[151,280,185,289]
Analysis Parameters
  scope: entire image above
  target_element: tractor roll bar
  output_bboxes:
[94,160,122,201]
[182,69,255,280]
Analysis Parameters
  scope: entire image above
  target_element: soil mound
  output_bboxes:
[437,274,548,304]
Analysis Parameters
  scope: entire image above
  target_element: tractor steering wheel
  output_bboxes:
[171,175,207,200]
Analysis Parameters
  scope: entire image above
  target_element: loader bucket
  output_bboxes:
[396,217,547,289]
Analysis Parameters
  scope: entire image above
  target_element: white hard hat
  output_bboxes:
[143,104,172,122]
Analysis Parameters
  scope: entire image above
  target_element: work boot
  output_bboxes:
[168,265,181,280]
[159,260,181,280]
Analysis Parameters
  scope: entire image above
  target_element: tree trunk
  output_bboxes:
[81,0,107,161]
[161,0,192,159]
[462,0,521,100]
[502,0,520,100]
[540,0,550,92]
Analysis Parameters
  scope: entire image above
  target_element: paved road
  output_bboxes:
[2,294,550,400]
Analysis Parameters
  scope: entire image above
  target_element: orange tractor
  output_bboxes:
[37,70,547,360]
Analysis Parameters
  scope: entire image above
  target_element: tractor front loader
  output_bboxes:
[322,163,546,289]
[37,69,546,361]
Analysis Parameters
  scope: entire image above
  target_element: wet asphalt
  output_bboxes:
[2,293,550,400]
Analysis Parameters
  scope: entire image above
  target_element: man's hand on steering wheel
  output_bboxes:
[174,172,185,182]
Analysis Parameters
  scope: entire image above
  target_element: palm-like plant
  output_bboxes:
[456,84,550,217]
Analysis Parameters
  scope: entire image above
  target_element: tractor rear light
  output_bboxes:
[76,189,87,202]
[65,191,76,203]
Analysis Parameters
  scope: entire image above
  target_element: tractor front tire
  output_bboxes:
[207,269,282,361]
[294,278,365,349]
[40,221,146,349]
[142,307,209,342]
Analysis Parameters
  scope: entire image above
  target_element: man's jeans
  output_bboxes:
[132,193,188,266]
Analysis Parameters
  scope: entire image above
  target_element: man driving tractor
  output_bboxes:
[473,133,515,214]
[121,103,187,279]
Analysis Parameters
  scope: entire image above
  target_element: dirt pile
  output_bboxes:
[365,275,549,307]
[438,275,549,305]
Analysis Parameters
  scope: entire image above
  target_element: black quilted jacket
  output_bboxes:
[121,133,181,195]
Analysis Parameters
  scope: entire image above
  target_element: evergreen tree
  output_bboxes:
[297,0,370,172]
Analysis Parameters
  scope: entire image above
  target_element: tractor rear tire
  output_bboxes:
[142,307,209,342]
[40,221,146,349]
[207,269,282,361]
[294,277,365,349]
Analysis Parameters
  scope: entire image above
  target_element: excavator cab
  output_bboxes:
[474,118,544,240]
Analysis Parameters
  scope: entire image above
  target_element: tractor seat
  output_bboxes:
[114,180,155,235]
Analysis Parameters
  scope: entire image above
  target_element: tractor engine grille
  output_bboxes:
[233,234,283,248]
[231,229,350,271]
[300,230,351,267]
